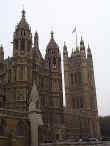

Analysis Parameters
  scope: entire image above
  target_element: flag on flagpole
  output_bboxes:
[72,26,76,33]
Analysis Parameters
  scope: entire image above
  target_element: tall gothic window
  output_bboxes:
[21,39,25,51]
[13,68,17,81]
[53,57,56,68]
[8,70,11,82]
[77,72,82,84]
[48,58,51,68]
[27,40,31,52]
[80,97,83,108]
[74,73,77,83]
[19,65,24,80]
[15,40,18,50]
[49,79,52,88]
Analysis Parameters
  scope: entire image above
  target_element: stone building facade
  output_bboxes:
[0,10,100,146]
[63,39,100,138]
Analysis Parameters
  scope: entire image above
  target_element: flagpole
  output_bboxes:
[72,26,77,50]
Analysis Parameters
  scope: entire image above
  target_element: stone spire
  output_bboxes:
[51,31,54,39]
[22,9,26,18]
[63,42,68,57]
[34,31,39,49]
[80,36,85,51]
[87,44,92,58]
[0,45,4,61]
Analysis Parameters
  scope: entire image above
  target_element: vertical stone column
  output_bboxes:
[29,112,43,146]
[28,81,43,146]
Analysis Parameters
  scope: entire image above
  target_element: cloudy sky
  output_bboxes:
[0,0,110,116]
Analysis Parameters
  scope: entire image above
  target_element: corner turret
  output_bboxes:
[13,9,32,57]
[87,44,92,58]
[34,31,39,50]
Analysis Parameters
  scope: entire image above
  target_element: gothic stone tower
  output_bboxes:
[9,10,33,110]
[39,32,64,142]
[63,38,100,138]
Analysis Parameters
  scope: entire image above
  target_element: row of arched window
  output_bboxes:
[14,39,32,51]
[72,97,83,109]
[48,57,56,69]
[49,79,59,89]
[48,49,57,55]
[8,66,25,82]
[71,72,82,85]
[88,71,94,89]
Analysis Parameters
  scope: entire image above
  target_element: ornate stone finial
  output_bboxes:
[80,36,84,44]
[88,44,90,49]
[35,31,38,39]
[87,44,91,52]
[63,41,67,48]
[51,31,54,39]
[87,43,92,57]
[22,9,26,18]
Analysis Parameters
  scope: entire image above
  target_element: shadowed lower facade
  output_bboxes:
[0,10,100,146]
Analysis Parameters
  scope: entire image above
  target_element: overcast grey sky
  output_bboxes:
[0,0,110,116]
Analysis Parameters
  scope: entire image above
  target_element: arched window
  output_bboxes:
[74,73,77,83]
[8,70,11,82]
[53,57,56,68]
[28,40,31,52]
[15,40,18,50]
[48,58,51,68]
[16,121,25,136]
[13,68,17,81]
[21,39,25,51]
[19,65,24,80]
[80,97,83,108]
[77,72,82,84]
